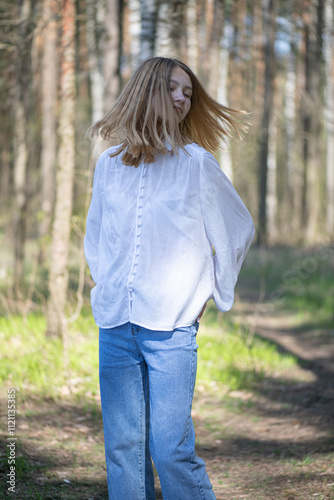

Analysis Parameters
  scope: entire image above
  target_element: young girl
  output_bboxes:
[84,57,255,500]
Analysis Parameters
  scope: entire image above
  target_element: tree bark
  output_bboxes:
[257,0,276,246]
[186,0,198,72]
[155,0,187,59]
[47,0,76,337]
[128,0,141,70]
[266,108,278,242]
[324,0,334,234]
[104,0,122,111]
[86,0,104,122]
[39,0,58,242]
[215,3,233,181]
[301,0,324,241]
[284,0,297,235]
[155,0,171,56]
[140,0,157,62]
[12,0,32,289]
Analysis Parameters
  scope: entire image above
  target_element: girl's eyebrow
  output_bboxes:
[170,79,193,91]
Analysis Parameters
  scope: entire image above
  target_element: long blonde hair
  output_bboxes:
[88,57,248,167]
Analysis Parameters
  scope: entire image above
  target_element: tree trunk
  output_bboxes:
[172,1,188,60]
[86,0,104,122]
[140,0,156,62]
[266,110,278,242]
[47,0,76,337]
[186,0,199,72]
[216,4,233,181]
[301,0,324,242]
[324,0,334,234]
[12,0,32,289]
[257,0,276,246]
[0,126,10,214]
[284,0,297,236]
[104,0,122,111]
[39,0,58,242]
[128,0,141,71]
[155,0,171,56]
[155,0,187,59]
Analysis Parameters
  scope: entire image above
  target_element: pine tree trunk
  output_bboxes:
[47,0,76,337]
[104,0,122,111]
[12,0,32,289]
[257,0,276,246]
[266,110,278,242]
[324,0,334,234]
[39,0,58,241]
[301,0,324,242]
[186,0,199,72]
[284,0,297,236]
[216,5,233,181]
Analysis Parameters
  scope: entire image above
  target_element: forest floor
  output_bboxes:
[1,247,334,499]
[191,279,334,500]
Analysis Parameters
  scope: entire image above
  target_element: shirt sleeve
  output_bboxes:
[199,152,255,312]
[84,155,104,284]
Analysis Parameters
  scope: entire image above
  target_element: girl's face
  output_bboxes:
[152,66,193,124]
[169,66,192,123]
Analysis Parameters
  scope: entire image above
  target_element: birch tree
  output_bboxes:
[155,0,172,56]
[47,0,76,337]
[140,0,156,61]
[128,0,141,70]
[155,0,187,59]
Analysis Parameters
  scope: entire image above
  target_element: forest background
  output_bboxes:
[0,0,333,335]
[0,1,334,498]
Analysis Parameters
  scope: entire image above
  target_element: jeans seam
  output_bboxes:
[187,327,206,500]
[139,362,147,500]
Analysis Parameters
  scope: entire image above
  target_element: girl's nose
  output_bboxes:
[173,89,184,102]
[174,91,185,102]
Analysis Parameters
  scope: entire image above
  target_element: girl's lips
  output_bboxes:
[174,105,183,113]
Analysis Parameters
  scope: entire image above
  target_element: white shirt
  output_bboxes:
[84,142,255,331]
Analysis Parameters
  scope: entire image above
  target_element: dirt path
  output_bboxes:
[1,293,333,499]
[193,290,334,500]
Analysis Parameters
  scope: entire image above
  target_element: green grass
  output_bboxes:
[0,313,99,399]
[197,310,297,391]
[0,307,297,400]
[1,245,333,400]
[239,245,334,324]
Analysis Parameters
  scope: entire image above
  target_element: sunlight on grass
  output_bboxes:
[0,246,332,401]
[197,317,297,391]
[0,309,297,399]
[240,246,334,325]
[0,314,99,399]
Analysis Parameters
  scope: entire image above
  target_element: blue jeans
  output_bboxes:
[99,322,216,500]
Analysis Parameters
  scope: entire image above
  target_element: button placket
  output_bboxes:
[127,165,147,314]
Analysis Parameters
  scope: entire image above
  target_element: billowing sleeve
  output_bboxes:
[199,152,255,312]
[84,155,104,284]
